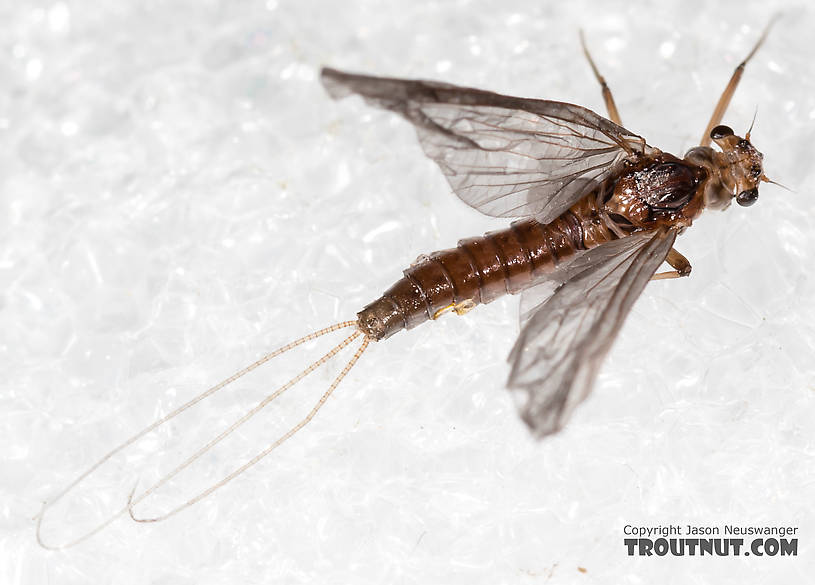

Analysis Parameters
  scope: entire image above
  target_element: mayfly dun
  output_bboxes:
[38,22,781,548]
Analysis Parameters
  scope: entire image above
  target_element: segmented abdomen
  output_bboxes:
[358,199,616,341]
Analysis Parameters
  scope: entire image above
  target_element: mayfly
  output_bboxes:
[38,23,780,548]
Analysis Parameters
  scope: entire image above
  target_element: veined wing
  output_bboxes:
[508,229,677,437]
[321,67,654,223]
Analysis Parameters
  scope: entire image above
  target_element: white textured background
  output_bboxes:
[2,0,814,583]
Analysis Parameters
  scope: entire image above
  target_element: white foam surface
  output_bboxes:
[2,1,814,583]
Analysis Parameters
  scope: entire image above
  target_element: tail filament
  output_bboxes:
[37,320,369,549]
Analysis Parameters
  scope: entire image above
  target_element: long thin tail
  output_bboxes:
[36,320,369,549]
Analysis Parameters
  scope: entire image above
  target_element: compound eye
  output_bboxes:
[710,125,734,140]
[736,188,759,207]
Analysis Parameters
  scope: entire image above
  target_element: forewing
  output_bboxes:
[321,67,653,223]
[508,229,677,438]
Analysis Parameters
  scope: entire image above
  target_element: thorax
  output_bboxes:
[598,152,709,235]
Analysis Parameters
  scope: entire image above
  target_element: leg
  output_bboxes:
[579,30,623,125]
[432,299,476,319]
[652,248,692,280]
[699,16,778,147]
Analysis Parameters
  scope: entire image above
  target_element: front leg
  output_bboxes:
[579,30,623,126]
[699,17,777,147]
[652,248,692,280]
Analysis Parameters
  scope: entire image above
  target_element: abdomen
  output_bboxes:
[358,201,615,341]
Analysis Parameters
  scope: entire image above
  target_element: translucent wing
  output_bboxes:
[321,67,654,223]
[508,229,677,437]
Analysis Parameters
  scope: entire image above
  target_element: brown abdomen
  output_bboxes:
[358,208,612,341]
